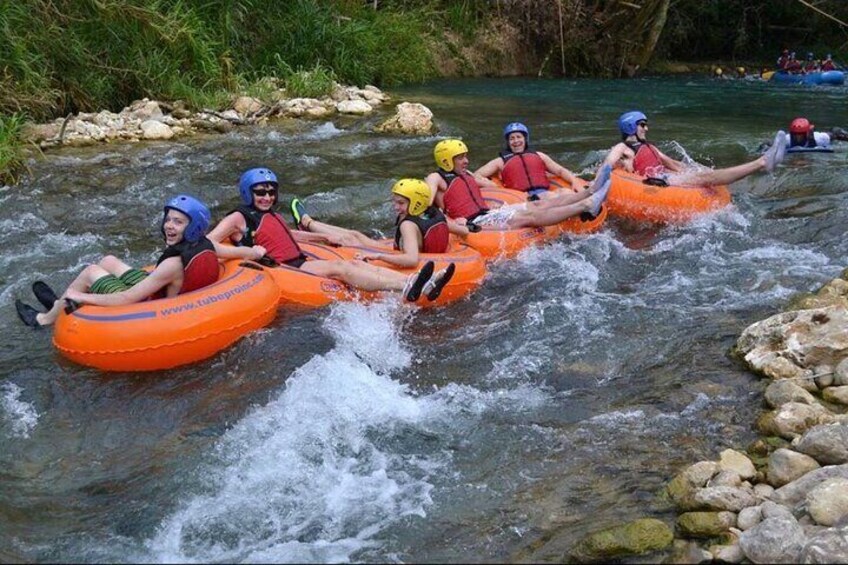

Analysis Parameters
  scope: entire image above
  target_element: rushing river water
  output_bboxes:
[2,76,848,563]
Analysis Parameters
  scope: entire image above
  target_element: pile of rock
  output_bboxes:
[20,82,436,149]
[663,271,848,563]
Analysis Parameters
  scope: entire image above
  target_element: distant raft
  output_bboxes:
[53,260,281,372]
[769,70,845,86]
[607,169,732,223]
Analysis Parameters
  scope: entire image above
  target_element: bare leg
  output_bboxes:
[681,158,766,187]
[508,199,593,228]
[301,259,408,291]
[301,216,376,246]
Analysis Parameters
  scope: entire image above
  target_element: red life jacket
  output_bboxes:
[804,62,818,72]
[785,60,802,73]
[821,60,836,71]
[235,205,304,264]
[153,237,220,298]
[394,206,449,253]
[500,150,549,192]
[438,170,488,220]
[629,142,665,176]
[777,56,789,70]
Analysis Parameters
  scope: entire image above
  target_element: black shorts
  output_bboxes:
[283,256,307,269]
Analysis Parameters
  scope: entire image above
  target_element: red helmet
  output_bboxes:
[789,118,812,134]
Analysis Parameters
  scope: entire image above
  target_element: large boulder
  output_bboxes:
[375,102,436,134]
[806,478,848,526]
[569,518,673,562]
[739,515,807,563]
[799,522,848,563]
[768,448,821,487]
[677,511,736,537]
[795,424,848,465]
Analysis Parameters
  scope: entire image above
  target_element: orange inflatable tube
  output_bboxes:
[608,169,732,223]
[53,260,280,372]
[330,240,487,307]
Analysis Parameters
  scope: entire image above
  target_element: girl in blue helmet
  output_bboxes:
[474,122,587,204]
[206,167,455,302]
[601,111,787,187]
[15,195,266,328]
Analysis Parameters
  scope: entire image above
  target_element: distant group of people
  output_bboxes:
[776,50,840,73]
[18,109,812,331]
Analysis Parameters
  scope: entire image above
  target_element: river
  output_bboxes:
[2,76,847,562]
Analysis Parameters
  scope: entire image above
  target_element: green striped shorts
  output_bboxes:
[89,268,148,294]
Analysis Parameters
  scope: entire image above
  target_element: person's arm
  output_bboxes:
[447,216,471,236]
[603,143,628,169]
[65,258,182,306]
[206,212,245,244]
[538,152,578,185]
[358,221,420,268]
[473,157,504,180]
[212,240,266,261]
[655,148,684,172]
[426,172,446,209]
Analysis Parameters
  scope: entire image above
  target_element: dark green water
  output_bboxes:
[1,76,847,562]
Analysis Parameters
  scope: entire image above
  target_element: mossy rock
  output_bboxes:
[677,511,735,538]
[569,518,673,563]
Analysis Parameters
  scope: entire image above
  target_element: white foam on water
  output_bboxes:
[301,122,344,141]
[144,301,444,563]
[1,383,39,439]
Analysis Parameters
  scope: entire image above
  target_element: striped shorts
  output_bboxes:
[89,268,148,294]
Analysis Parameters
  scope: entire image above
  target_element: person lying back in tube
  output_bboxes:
[15,195,266,328]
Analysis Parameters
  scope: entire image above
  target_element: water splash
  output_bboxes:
[1,383,39,439]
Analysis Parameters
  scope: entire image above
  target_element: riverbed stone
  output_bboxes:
[569,518,673,562]
[757,402,834,439]
[834,357,848,386]
[806,478,848,526]
[719,449,757,480]
[692,485,757,512]
[708,469,742,487]
[739,515,806,563]
[336,99,373,115]
[140,120,174,140]
[771,464,848,508]
[765,379,817,408]
[738,505,763,530]
[822,385,848,405]
[126,99,164,121]
[710,542,745,563]
[799,522,848,563]
[375,102,435,134]
[795,424,848,465]
[677,511,736,537]
[788,279,848,311]
[665,539,713,564]
[667,461,719,510]
[768,448,821,487]
[233,95,263,115]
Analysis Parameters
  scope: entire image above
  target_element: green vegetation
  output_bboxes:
[1,0,847,183]
[0,114,27,185]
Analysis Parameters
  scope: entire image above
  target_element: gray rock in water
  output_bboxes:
[568,518,673,562]
[739,515,806,563]
[796,424,848,465]
[768,448,822,487]
[772,464,848,508]
[799,522,848,563]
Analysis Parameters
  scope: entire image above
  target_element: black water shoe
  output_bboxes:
[423,263,456,301]
[32,281,59,310]
[403,261,434,302]
[15,300,41,328]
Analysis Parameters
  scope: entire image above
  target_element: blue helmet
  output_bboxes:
[618,111,647,136]
[503,122,530,145]
[162,194,211,244]
[807,52,814,60]
[238,167,278,206]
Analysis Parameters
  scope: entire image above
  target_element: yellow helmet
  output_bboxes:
[391,178,431,216]
[434,139,469,172]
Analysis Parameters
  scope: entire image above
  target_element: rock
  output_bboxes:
[735,307,848,380]
[753,483,775,501]
[139,120,174,140]
[834,358,848,386]
[719,449,757,480]
[19,122,63,143]
[213,120,234,134]
[125,99,164,121]
[667,461,720,510]
[765,380,818,408]
[739,515,806,563]
[305,106,332,119]
[233,96,263,115]
[569,518,673,562]
[806,478,848,526]
[757,402,834,439]
[336,99,373,115]
[788,279,848,311]
[822,386,848,405]
[711,542,746,563]
[677,511,737,537]
[814,371,834,389]
[692,486,758,512]
[768,448,822,487]
[799,522,848,563]
[761,500,795,520]
[795,424,848,465]
[220,109,241,122]
[738,505,763,530]
[375,102,436,134]
[666,539,714,564]
[772,464,848,508]
[708,469,742,487]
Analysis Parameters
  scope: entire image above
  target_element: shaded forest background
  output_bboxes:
[2,0,848,122]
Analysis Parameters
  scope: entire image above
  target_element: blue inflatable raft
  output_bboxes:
[770,70,845,86]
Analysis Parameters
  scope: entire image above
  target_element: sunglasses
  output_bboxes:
[252,188,277,197]
[637,121,648,127]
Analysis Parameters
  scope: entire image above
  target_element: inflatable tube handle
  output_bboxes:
[643,177,669,187]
